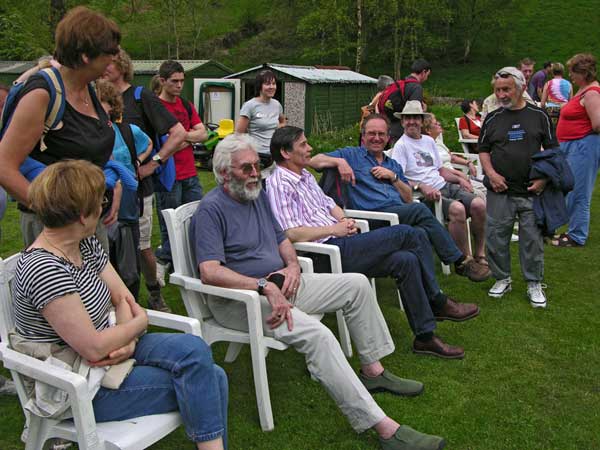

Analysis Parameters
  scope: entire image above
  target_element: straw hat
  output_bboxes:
[393,100,431,119]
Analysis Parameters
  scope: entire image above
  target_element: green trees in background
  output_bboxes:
[0,0,590,78]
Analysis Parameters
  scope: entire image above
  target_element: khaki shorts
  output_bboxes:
[138,194,153,250]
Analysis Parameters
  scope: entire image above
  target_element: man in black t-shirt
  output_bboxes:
[479,66,559,309]
[389,59,431,145]
[102,49,186,312]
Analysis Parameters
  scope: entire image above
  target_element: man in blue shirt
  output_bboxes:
[310,113,490,282]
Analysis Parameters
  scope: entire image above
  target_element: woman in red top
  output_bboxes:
[553,54,600,247]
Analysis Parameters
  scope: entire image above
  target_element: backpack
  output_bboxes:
[0,67,66,151]
[377,78,419,122]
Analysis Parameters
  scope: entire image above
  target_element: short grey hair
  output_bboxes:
[494,66,526,92]
[212,133,259,184]
[377,75,394,92]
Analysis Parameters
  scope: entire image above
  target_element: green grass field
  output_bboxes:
[1,114,600,449]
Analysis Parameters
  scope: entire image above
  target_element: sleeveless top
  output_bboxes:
[556,86,600,142]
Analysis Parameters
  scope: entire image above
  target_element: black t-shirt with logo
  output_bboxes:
[478,104,559,195]
[121,86,178,197]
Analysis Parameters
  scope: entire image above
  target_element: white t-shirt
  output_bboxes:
[391,134,446,190]
[239,97,283,154]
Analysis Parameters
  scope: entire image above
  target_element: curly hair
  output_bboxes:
[567,53,597,83]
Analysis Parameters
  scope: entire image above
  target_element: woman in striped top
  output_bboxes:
[13,160,228,450]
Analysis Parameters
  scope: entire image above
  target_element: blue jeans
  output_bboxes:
[155,175,203,263]
[327,224,440,336]
[380,202,463,264]
[561,133,600,245]
[93,333,228,447]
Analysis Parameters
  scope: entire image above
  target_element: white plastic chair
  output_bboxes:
[162,200,345,432]
[0,254,203,450]
[454,117,482,177]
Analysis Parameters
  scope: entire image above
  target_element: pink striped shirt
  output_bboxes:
[266,165,337,243]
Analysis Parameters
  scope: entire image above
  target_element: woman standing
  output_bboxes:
[541,62,573,126]
[236,69,285,172]
[553,54,600,247]
[0,7,122,250]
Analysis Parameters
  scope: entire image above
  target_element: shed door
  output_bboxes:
[193,78,241,126]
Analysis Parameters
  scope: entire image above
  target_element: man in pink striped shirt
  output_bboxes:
[266,126,479,359]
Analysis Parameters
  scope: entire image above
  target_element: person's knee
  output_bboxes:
[389,251,419,279]
[470,198,486,218]
[176,334,214,368]
[448,201,466,222]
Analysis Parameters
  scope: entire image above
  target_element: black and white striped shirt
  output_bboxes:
[13,236,111,343]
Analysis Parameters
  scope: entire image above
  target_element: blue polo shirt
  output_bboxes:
[326,146,409,210]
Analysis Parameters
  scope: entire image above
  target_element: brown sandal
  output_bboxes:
[551,233,583,248]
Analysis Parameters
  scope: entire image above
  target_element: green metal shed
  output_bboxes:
[226,63,377,135]
[0,61,36,87]
[0,59,233,102]
[132,60,233,101]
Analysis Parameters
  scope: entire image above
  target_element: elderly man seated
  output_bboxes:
[309,113,490,282]
[266,126,479,359]
[391,101,488,269]
[191,134,446,450]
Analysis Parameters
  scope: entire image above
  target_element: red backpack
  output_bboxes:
[377,78,419,121]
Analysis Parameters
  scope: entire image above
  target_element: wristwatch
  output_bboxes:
[257,278,268,295]
[392,174,399,182]
[152,154,163,166]
[413,183,421,192]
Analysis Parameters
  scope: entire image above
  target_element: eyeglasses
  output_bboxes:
[365,131,389,138]
[495,71,512,79]
[231,162,261,174]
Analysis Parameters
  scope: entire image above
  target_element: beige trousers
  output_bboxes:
[208,272,394,432]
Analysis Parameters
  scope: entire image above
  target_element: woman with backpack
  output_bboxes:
[0,6,121,250]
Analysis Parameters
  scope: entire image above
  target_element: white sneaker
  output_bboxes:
[527,282,547,308]
[156,261,168,288]
[488,278,512,298]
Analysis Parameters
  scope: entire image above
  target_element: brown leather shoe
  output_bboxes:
[413,336,465,359]
[434,297,479,322]
[455,256,491,282]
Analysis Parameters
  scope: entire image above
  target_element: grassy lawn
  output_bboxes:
[1,126,600,449]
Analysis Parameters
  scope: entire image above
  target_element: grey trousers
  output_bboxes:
[20,210,109,254]
[486,191,544,282]
[208,272,393,433]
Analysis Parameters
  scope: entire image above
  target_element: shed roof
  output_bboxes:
[132,59,232,75]
[227,63,376,84]
[0,61,35,74]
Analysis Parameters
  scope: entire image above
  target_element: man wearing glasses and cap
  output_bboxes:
[479,66,559,308]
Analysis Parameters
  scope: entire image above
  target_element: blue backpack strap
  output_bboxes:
[134,86,143,102]
[38,67,65,131]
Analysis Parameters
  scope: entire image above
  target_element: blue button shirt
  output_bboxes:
[327,146,409,210]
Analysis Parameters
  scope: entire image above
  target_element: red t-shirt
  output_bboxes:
[556,86,600,142]
[159,96,201,180]
[458,114,482,136]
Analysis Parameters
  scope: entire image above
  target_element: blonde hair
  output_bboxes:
[29,160,105,228]
[95,79,123,121]
[112,49,134,82]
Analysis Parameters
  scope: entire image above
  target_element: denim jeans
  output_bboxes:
[379,202,463,264]
[93,333,228,447]
[327,224,440,336]
[155,175,203,263]
[561,133,600,245]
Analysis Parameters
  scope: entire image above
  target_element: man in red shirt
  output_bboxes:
[155,60,207,267]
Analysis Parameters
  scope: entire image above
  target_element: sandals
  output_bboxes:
[475,256,489,267]
[551,233,583,248]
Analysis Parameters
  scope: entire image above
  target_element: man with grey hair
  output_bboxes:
[479,67,558,308]
[191,133,446,450]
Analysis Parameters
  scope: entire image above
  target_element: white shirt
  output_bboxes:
[391,134,446,190]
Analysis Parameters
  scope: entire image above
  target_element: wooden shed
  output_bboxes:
[132,60,233,100]
[226,63,377,135]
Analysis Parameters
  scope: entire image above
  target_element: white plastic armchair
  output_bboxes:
[454,117,482,177]
[162,200,333,432]
[0,254,202,450]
